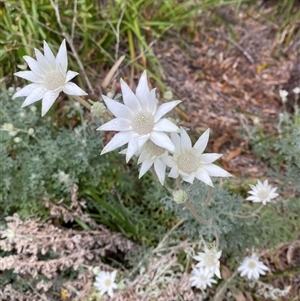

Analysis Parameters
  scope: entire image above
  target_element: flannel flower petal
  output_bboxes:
[237,254,268,280]
[193,246,222,279]
[190,266,217,290]
[137,140,171,185]
[167,129,231,186]
[246,179,279,205]
[94,270,118,298]
[13,40,87,116]
[98,71,181,162]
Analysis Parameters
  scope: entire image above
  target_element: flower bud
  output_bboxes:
[28,128,34,135]
[14,137,22,143]
[172,189,188,204]
[91,101,107,118]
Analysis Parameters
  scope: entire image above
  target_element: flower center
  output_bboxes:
[145,140,166,157]
[131,111,154,135]
[104,278,112,287]
[177,151,200,174]
[44,70,66,91]
[257,189,269,201]
[204,254,217,267]
[199,275,207,281]
[247,260,257,269]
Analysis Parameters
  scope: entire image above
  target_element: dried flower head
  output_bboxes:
[97,71,180,162]
[13,40,87,116]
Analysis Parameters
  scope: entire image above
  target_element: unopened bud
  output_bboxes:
[6,229,15,240]
[172,189,188,204]
[293,87,300,94]
[14,137,22,143]
[28,128,34,135]
[91,101,106,118]
[92,266,100,276]
[164,90,173,100]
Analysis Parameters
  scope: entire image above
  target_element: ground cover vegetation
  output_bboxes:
[0,0,299,300]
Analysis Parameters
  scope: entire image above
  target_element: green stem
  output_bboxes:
[203,186,213,206]
[185,201,212,225]
[231,204,264,219]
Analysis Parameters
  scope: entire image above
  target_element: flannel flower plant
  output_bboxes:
[13,40,87,116]
[10,39,283,297]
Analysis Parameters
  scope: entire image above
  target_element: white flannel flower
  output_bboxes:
[238,254,268,280]
[246,179,279,205]
[293,87,300,94]
[13,40,87,116]
[94,270,118,298]
[137,140,170,185]
[97,71,180,162]
[193,246,222,279]
[167,129,231,186]
[190,266,217,290]
[279,89,288,103]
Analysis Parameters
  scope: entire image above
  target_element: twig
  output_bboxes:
[107,9,125,61]
[71,0,78,41]
[102,55,126,89]
[72,96,91,110]
[49,0,96,95]
[213,270,239,301]
[225,36,254,64]
[28,284,50,301]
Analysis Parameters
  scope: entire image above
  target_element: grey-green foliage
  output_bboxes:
[0,90,174,244]
[0,91,106,219]
[160,178,298,258]
[159,109,300,256]
[253,111,300,196]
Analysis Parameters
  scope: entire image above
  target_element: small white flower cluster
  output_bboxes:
[190,246,270,292]
[190,245,221,290]
[279,87,300,103]
[13,42,232,186]
[98,71,231,185]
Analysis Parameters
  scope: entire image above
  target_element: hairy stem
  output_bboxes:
[185,201,212,225]
[231,204,264,219]
[203,186,213,206]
